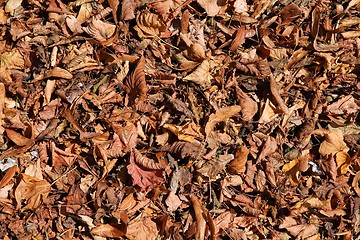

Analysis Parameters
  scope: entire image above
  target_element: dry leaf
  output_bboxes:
[205,105,241,137]
[228,146,249,173]
[135,11,166,38]
[127,150,165,191]
[5,0,23,16]
[124,56,148,103]
[163,121,203,142]
[121,0,137,20]
[91,224,126,238]
[15,173,51,210]
[126,217,158,240]
[5,129,33,146]
[196,0,224,17]
[236,87,258,121]
[183,60,211,87]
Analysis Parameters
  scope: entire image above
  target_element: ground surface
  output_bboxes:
[0,0,359,239]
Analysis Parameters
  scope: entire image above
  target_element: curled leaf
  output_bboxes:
[124,56,148,103]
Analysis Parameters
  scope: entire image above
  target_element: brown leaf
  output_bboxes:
[205,106,241,137]
[196,0,224,17]
[190,195,206,240]
[132,148,166,170]
[228,146,249,173]
[353,171,360,197]
[163,121,204,142]
[127,150,165,191]
[121,0,137,21]
[236,87,258,121]
[183,60,211,87]
[126,217,159,240]
[15,173,51,210]
[5,128,33,146]
[83,19,117,43]
[124,56,148,103]
[257,136,277,163]
[0,166,18,188]
[108,0,119,23]
[135,11,166,38]
[91,224,126,238]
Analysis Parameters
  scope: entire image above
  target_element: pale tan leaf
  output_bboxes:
[205,105,241,137]
[183,60,211,87]
[45,67,73,79]
[135,11,166,38]
[44,80,56,104]
[319,129,348,156]
[234,0,248,13]
[83,19,116,42]
[5,0,23,16]
[0,50,24,69]
[121,0,137,20]
[126,217,158,240]
[196,0,223,17]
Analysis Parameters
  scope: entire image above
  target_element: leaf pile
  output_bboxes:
[0,0,359,239]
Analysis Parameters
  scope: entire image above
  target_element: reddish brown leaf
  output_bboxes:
[127,150,165,191]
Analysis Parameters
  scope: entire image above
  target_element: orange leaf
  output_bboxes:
[0,166,18,188]
[15,173,51,210]
[5,128,33,146]
[91,223,126,238]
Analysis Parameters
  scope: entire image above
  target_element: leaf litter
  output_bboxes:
[0,0,359,239]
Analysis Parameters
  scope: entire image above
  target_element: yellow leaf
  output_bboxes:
[282,158,299,172]
[163,122,203,142]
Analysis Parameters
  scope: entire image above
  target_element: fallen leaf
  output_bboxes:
[15,173,51,210]
[205,105,241,137]
[91,223,126,238]
[127,150,165,191]
[124,56,148,103]
[196,0,224,17]
[183,60,211,87]
[228,146,249,173]
[163,121,204,142]
[126,217,158,240]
